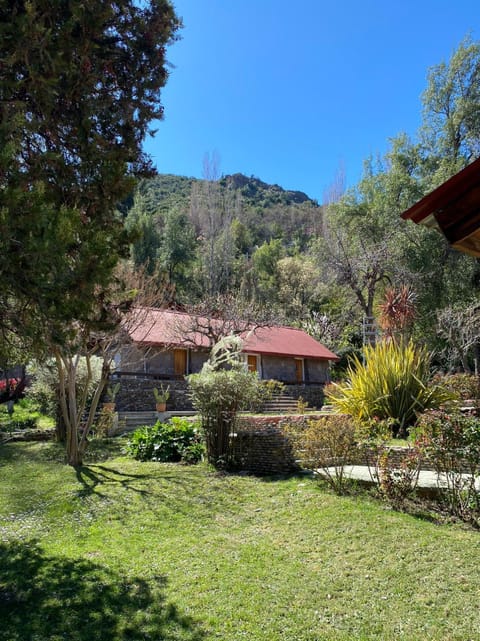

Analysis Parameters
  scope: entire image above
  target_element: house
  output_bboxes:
[401,157,480,256]
[117,308,338,384]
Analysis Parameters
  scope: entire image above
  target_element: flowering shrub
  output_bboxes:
[0,378,20,393]
[414,410,480,521]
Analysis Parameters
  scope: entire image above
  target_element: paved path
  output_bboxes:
[319,466,479,489]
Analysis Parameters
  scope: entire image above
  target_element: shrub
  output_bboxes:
[126,418,204,464]
[355,417,393,484]
[432,372,480,403]
[326,340,452,437]
[27,357,103,417]
[187,335,266,468]
[414,410,480,522]
[93,407,116,438]
[0,416,38,432]
[285,415,357,494]
[378,446,422,506]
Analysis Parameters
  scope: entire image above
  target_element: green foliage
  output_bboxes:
[414,410,480,522]
[153,384,170,403]
[106,383,121,403]
[432,372,480,402]
[188,367,264,467]
[327,340,452,435]
[0,397,54,431]
[285,415,357,494]
[421,35,480,170]
[92,407,116,439]
[296,396,309,414]
[188,335,265,468]
[158,208,197,287]
[27,357,103,418]
[0,416,38,433]
[0,1,181,345]
[377,447,422,506]
[126,417,203,463]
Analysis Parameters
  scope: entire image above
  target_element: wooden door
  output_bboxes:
[247,354,257,373]
[295,359,304,384]
[174,349,187,377]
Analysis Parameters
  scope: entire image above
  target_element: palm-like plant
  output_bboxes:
[326,340,452,436]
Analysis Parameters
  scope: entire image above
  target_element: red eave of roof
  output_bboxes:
[401,157,480,224]
[127,308,339,361]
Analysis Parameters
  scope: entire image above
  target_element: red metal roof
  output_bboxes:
[128,308,212,348]
[242,325,338,360]
[127,308,338,361]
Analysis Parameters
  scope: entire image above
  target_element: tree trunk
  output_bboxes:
[66,421,82,467]
[55,397,67,442]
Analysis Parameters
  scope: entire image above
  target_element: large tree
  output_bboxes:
[0,0,181,346]
[421,35,480,184]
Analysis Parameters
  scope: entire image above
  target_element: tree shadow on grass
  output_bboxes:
[74,463,195,501]
[0,540,205,641]
[75,464,154,498]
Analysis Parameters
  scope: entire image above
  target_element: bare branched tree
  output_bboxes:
[171,294,284,350]
[437,301,480,374]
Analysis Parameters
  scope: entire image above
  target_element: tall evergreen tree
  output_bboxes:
[0,0,181,346]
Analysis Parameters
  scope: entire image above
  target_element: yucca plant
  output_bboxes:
[326,340,452,436]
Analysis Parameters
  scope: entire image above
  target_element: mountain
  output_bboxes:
[129,172,323,250]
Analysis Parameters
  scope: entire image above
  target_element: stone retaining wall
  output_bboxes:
[281,385,325,410]
[111,378,326,412]
[113,378,192,412]
[232,414,313,475]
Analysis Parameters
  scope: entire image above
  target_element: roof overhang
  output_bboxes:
[401,157,480,257]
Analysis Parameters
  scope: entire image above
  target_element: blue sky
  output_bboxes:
[144,1,480,202]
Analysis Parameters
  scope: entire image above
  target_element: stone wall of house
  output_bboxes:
[190,351,209,373]
[304,359,329,383]
[261,355,297,382]
[260,355,330,385]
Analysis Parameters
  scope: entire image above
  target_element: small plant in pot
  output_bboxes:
[104,382,121,410]
[154,384,170,412]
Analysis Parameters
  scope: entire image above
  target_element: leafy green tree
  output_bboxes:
[0,1,180,465]
[0,0,181,345]
[315,157,405,321]
[127,192,162,273]
[158,208,197,292]
[421,35,480,183]
[276,256,320,318]
[251,239,285,303]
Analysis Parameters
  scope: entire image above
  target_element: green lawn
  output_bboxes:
[1,441,480,641]
[0,399,55,431]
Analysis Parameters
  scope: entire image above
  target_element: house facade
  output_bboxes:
[116,308,338,383]
[112,308,338,411]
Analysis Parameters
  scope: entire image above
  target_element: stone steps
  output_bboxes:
[117,411,158,433]
[116,410,197,434]
[261,394,300,413]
